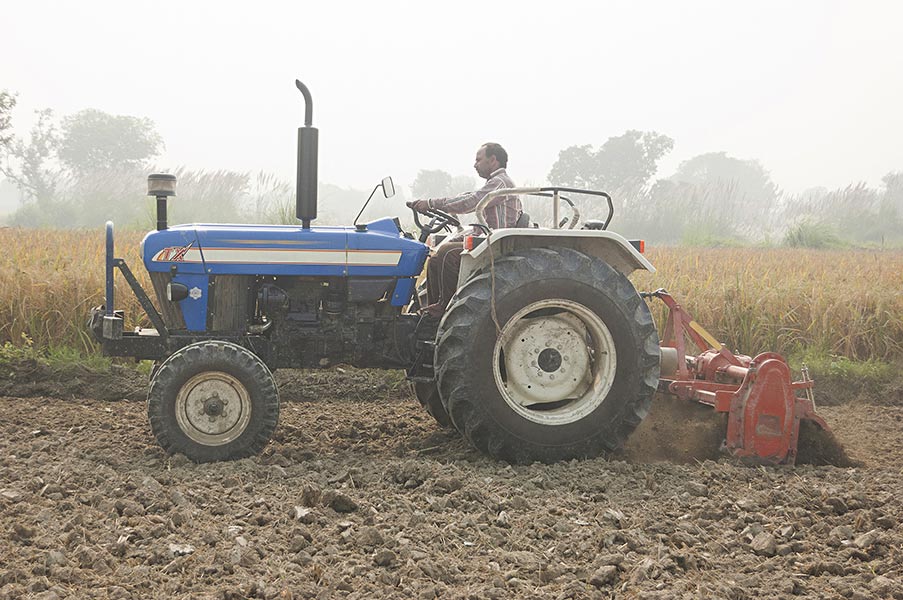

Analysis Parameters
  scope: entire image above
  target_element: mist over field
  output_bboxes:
[2,1,901,246]
[3,10,903,600]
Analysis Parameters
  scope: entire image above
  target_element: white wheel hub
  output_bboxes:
[175,371,252,446]
[493,299,617,425]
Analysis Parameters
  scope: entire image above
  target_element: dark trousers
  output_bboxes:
[426,241,464,308]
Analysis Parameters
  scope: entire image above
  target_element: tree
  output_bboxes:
[671,152,779,205]
[1,105,169,227]
[883,171,903,195]
[665,152,781,239]
[450,174,476,196]
[882,171,903,218]
[548,130,674,194]
[621,177,749,244]
[0,90,15,148]
[0,95,67,225]
[57,109,163,174]
[0,108,61,207]
[411,169,477,200]
[412,169,454,199]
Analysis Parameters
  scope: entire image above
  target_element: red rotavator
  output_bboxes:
[646,289,830,465]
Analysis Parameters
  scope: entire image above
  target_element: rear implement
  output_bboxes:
[645,289,833,465]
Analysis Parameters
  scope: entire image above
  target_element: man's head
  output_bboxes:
[474,142,507,179]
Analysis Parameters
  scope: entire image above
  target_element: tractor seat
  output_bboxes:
[515,212,531,228]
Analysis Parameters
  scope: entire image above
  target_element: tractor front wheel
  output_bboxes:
[435,247,659,463]
[147,341,279,462]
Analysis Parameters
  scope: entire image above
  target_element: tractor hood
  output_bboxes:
[141,217,428,278]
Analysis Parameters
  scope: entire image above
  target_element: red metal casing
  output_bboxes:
[650,290,828,465]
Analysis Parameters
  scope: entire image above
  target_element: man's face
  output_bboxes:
[474,147,498,179]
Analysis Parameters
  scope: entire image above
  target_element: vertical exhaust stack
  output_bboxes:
[295,80,318,229]
[148,173,177,230]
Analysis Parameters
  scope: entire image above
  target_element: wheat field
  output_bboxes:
[1,228,901,362]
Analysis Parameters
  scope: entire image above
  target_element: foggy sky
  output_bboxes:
[2,1,902,197]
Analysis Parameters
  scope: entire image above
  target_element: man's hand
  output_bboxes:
[406,199,432,214]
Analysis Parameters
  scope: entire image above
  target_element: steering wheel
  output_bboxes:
[409,204,461,239]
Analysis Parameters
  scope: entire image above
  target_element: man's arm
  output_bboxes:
[431,176,507,215]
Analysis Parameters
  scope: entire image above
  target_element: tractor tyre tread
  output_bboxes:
[147,340,279,463]
[411,381,454,429]
[435,246,659,463]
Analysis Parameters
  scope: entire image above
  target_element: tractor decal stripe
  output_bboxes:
[219,239,323,246]
[345,250,404,266]
[201,248,346,264]
[152,247,403,266]
[152,248,204,263]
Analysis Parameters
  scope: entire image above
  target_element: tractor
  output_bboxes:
[89,80,831,465]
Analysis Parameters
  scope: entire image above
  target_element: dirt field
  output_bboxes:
[1,366,901,600]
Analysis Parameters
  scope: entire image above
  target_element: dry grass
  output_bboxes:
[0,228,149,354]
[2,228,901,362]
[634,248,903,361]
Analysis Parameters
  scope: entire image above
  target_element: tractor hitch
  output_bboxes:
[644,289,832,465]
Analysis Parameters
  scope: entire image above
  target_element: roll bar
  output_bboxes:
[474,186,613,231]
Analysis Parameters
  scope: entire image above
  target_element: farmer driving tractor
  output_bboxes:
[407,142,522,317]
[89,79,836,467]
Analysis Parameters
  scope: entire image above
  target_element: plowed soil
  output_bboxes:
[1,365,901,600]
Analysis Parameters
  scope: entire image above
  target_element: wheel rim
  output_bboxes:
[175,371,252,446]
[492,299,617,425]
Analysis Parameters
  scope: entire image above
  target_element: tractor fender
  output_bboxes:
[458,229,655,286]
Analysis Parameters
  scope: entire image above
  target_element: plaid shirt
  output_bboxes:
[431,168,522,229]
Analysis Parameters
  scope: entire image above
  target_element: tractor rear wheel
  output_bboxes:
[411,380,453,428]
[147,341,279,462]
[435,247,659,463]
[148,360,162,384]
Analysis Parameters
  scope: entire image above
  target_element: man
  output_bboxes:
[407,142,522,317]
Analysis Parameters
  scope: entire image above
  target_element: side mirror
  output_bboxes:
[354,176,397,228]
[381,176,395,198]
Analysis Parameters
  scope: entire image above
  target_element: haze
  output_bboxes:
[2,0,901,196]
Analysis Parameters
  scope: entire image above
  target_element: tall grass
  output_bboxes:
[0,228,148,354]
[1,228,901,362]
[634,248,903,361]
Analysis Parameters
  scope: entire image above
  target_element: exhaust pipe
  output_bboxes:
[295,80,318,229]
[147,173,176,231]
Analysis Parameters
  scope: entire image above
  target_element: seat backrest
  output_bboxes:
[515,212,531,228]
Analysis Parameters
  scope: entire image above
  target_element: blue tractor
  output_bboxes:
[89,80,660,464]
